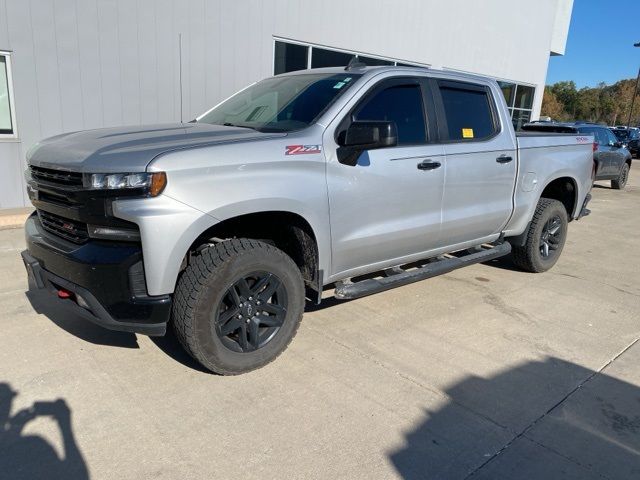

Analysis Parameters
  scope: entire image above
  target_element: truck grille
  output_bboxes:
[30,166,83,187]
[37,210,89,244]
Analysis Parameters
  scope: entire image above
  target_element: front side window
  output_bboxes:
[439,83,496,141]
[604,129,618,146]
[612,129,628,141]
[198,73,360,132]
[0,55,15,135]
[353,84,427,145]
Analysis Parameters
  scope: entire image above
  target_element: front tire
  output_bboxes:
[611,162,630,190]
[172,239,305,375]
[511,198,568,273]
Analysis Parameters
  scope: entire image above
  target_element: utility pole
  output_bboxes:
[627,42,640,127]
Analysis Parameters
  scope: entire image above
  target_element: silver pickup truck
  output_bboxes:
[21,65,594,374]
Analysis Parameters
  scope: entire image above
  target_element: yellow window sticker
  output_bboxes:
[462,128,474,139]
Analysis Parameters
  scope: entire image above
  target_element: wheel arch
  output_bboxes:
[539,175,578,219]
[181,205,326,300]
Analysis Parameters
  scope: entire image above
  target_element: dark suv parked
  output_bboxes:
[611,127,639,158]
[523,122,632,189]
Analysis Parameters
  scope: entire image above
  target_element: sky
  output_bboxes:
[546,0,640,88]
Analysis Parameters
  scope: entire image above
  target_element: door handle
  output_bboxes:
[417,160,442,170]
[496,155,513,164]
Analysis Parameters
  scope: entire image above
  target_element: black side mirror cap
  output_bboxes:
[337,121,398,166]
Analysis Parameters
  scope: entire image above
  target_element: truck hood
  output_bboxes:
[27,123,286,173]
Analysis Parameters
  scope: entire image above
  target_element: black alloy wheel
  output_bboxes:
[539,215,563,259]
[214,272,287,353]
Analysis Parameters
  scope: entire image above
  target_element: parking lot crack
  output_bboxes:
[463,337,640,479]
[521,436,612,479]
[553,272,640,298]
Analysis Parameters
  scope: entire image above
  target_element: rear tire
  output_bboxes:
[611,162,630,190]
[172,239,305,375]
[511,198,568,273]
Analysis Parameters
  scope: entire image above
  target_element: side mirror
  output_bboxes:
[613,141,624,148]
[337,121,398,166]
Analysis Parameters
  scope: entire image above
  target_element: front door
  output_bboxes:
[324,78,445,278]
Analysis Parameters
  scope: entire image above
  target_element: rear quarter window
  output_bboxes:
[438,82,497,141]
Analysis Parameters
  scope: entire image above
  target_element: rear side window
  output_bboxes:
[579,127,607,145]
[439,83,497,141]
[354,84,427,145]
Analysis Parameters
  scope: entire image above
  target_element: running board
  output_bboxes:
[334,242,512,300]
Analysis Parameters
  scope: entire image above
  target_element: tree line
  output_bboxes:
[541,78,640,126]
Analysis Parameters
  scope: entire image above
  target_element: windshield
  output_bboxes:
[197,73,361,132]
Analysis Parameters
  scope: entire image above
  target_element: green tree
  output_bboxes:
[550,81,578,117]
[543,77,640,126]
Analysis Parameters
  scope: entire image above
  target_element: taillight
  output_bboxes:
[593,142,598,152]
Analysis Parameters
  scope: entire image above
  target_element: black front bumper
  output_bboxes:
[23,214,170,336]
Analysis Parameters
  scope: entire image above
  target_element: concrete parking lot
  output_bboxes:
[1,165,639,480]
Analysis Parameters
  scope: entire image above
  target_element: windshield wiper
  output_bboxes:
[222,122,256,130]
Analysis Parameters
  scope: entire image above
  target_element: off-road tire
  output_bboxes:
[511,198,568,273]
[611,162,630,190]
[172,239,305,375]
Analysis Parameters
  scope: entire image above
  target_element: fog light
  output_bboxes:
[88,225,141,241]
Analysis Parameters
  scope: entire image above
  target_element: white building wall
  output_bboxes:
[0,0,571,209]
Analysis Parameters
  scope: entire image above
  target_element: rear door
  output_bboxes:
[433,79,517,246]
[324,76,445,277]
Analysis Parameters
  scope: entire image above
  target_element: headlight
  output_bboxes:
[83,172,167,196]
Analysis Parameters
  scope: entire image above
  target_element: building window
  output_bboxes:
[498,80,535,131]
[311,48,353,69]
[0,53,17,137]
[274,41,308,75]
[273,39,422,75]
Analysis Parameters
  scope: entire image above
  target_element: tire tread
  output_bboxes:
[172,238,303,375]
[511,198,565,273]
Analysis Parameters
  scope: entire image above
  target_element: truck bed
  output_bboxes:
[503,132,594,237]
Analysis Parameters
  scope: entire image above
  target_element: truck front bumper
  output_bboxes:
[22,214,170,336]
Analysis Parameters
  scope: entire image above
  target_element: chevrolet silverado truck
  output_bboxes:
[21,65,594,374]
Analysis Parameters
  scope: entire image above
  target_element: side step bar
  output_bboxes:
[334,242,512,300]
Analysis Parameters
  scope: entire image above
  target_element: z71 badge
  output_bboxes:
[285,145,322,155]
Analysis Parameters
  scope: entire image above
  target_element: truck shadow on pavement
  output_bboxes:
[149,329,211,373]
[389,356,640,479]
[25,289,138,349]
[0,382,89,480]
